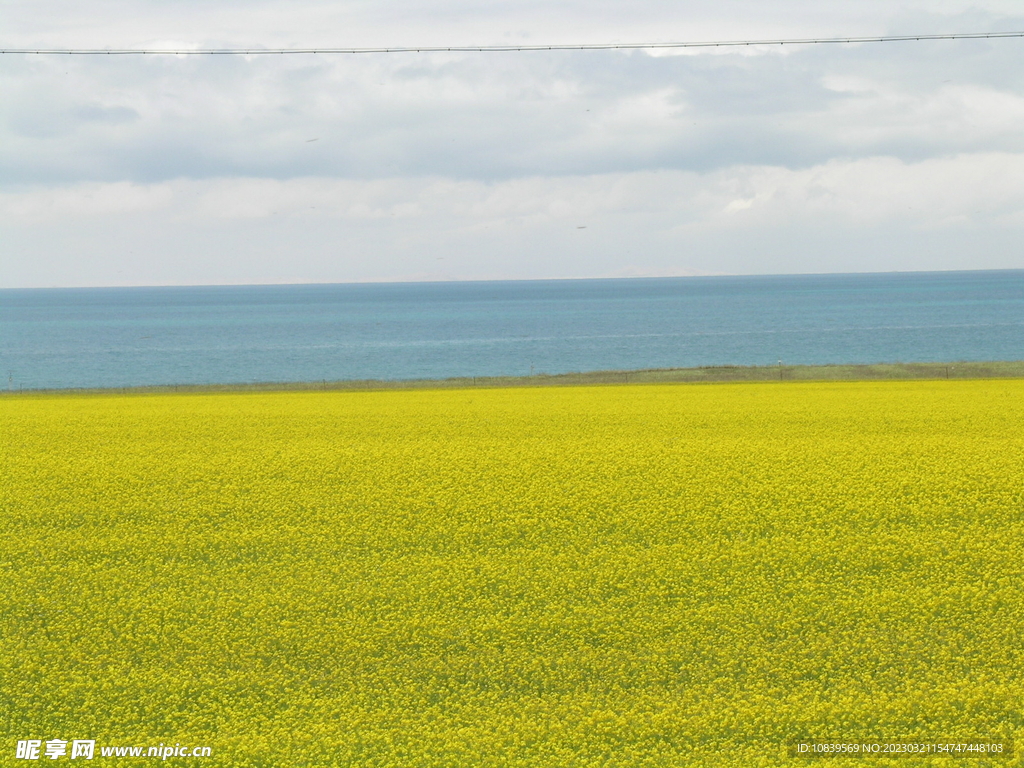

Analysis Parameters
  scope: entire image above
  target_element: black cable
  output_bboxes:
[2,30,1023,55]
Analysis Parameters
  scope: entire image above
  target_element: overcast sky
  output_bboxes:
[3,0,1024,287]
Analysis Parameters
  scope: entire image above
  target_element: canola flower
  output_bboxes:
[1,381,1022,767]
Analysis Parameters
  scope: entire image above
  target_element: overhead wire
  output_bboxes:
[2,30,1023,55]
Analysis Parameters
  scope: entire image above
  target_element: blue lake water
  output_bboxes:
[1,271,1023,390]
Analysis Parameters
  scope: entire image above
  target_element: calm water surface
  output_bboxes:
[2,271,1022,389]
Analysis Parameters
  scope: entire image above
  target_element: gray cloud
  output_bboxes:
[3,0,1024,285]
[3,12,1024,186]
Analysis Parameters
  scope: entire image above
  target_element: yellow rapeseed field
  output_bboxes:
[1,381,1021,766]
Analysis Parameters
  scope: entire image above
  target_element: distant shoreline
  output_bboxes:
[4,360,1024,396]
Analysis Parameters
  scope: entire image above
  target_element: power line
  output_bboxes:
[2,30,1023,55]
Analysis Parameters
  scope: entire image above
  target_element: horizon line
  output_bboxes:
[3,267,1022,291]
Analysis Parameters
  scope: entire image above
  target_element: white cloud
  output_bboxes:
[3,0,1024,285]
[699,153,1024,226]
[2,152,1023,287]
[0,181,176,220]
